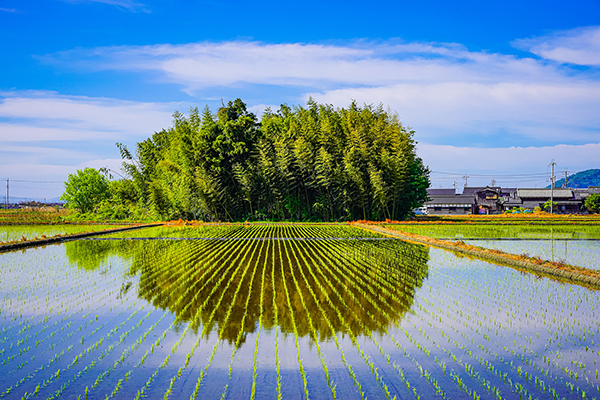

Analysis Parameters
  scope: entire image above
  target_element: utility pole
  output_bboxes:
[563,170,568,188]
[453,181,457,193]
[463,175,470,188]
[5,178,8,209]
[548,160,556,214]
[491,178,496,187]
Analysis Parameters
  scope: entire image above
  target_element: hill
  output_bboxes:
[548,169,600,188]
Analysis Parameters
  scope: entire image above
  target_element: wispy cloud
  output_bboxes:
[513,26,600,66]
[44,40,597,146]
[0,7,17,12]
[419,142,600,188]
[0,91,180,195]
[42,41,571,91]
[60,0,149,13]
[27,33,600,190]
[0,91,177,142]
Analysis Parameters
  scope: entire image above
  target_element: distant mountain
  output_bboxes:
[0,195,63,204]
[547,169,600,188]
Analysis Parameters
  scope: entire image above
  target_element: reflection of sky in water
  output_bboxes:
[387,224,600,239]
[464,239,600,270]
[0,224,126,242]
[1,228,600,400]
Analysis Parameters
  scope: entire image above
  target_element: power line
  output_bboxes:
[11,179,63,183]
[431,170,563,178]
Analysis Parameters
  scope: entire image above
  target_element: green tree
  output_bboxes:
[114,98,431,221]
[542,199,557,212]
[61,167,110,213]
[584,193,600,213]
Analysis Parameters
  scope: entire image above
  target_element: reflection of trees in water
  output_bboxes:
[65,239,135,271]
[66,230,429,349]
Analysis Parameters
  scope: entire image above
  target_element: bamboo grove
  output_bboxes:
[116,99,430,221]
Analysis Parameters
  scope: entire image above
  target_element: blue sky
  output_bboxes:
[1,0,600,200]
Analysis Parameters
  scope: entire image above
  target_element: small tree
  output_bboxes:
[584,193,600,213]
[61,168,110,213]
[542,199,557,212]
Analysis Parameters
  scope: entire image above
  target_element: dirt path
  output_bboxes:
[0,223,163,253]
[354,223,600,290]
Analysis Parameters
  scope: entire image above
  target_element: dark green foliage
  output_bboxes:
[116,99,430,221]
[585,193,600,213]
[549,169,600,188]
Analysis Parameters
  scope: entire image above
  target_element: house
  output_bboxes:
[424,188,474,215]
[503,188,583,213]
[462,186,505,214]
[423,186,596,215]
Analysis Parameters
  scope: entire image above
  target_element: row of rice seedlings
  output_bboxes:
[412,252,600,399]
[141,226,270,400]
[11,240,194,398]
[282,233,372,399]
[277,237,310,400]
[185,227,275,400]
[281,235,337,399]
[0,255,134,397]
[97,235,247,398]
[249,236,270,400]
[216,228,270,400]
[271,235,282,400]
[286,232,407,399]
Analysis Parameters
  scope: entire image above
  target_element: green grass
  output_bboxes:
[0,224,129,243]
[384,223,600,239]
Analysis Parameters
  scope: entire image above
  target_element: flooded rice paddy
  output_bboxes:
[0,225,127,243]
[1,224,599,399]
[386,224,600,240]
[464,239,600,271]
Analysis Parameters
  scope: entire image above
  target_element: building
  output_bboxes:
[424,188,474,215]
[503,188,584,213]
[424,186,596,215]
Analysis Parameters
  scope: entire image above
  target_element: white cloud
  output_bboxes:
[60,0,149,12]
[0,92,180,197]
[15,34,600,196]
[42,41,569,90]
[0,91,178,142]
[0,7,17,12]
[39,39,600,145]
[0,159,125,199]
[0,145,90,163]
[513,26,600,66]
[420,142,600,189]
[308,81,600,143]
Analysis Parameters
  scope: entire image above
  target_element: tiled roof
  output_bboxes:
[427,189,455,196]
[461,186,501,196]
[425,195,474,206]
[517,189,573,198]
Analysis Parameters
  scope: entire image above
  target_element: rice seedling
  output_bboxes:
[1,223,599,399]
